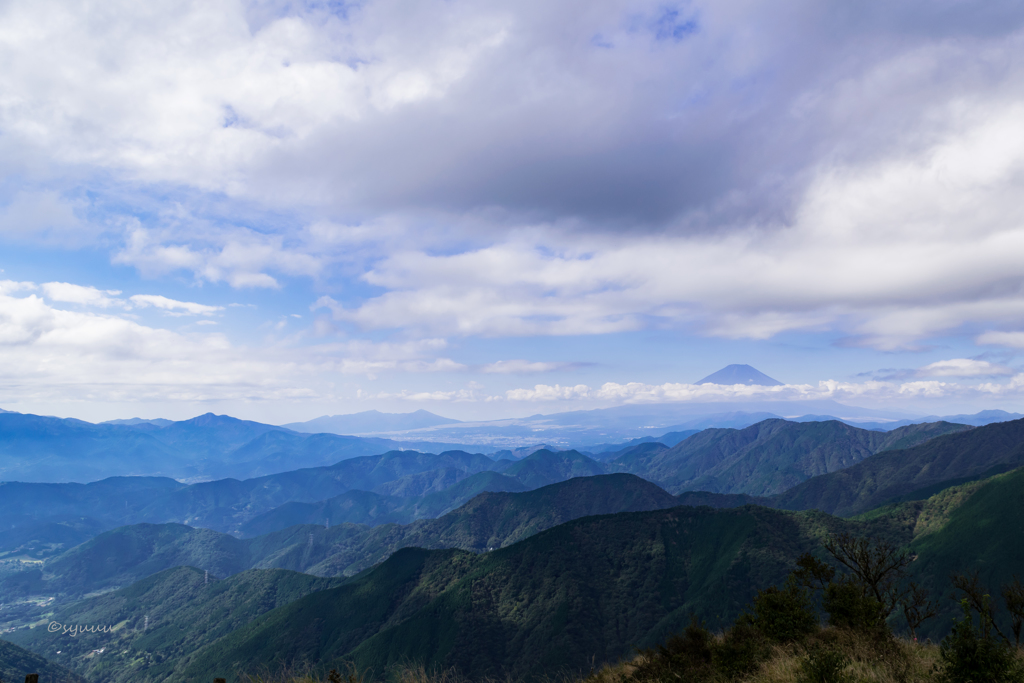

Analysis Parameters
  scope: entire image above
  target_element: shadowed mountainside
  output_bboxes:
[0,474,684,599]
[178,505,841,682]
[613,419,971,496]
[773,417,1024,516]
[239,470,530,537]
[0,638,85,683]
[10,462,1024,682]
[7,566,342,683]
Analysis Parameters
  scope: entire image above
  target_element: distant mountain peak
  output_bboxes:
[283,409,461,435]
[696,364,783,386]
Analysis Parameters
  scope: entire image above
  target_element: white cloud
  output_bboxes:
[312,338,466,376]
[916,358,1013,378]
[129,294,223,316]
[505,384,593,401]
[0,280,36,296]
[977,330,1024,348]
[113,224,323,289]
[0,191,90,245]
[2,0,1024,353]
[0,282,469,405]
[503,376,1024,404]
[481,359,573,373]
[316,96,1024,348]
[41,282,123,308]
[0,286,293,401]
[372,388,483,402]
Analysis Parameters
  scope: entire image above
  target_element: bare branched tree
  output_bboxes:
[900,581,938,641]
[951,571,1011,644]
[793,552,836,592]
[822,532,911,619]
[1001,575,1024,647]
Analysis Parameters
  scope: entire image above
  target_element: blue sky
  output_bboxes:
[3,0,1024,424]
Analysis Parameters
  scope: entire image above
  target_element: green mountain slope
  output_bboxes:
[500,449,608,489]
[3,475,682,602]
[14,465,1022,683]
[675,491,767,508]
[398,472,682,552]
[7,566,341,683]
[239,471,530,537]
[613,419,971,496]
[133,449,502,532]
[240,490,406,536]
[773,417,1024,516]
[0,638,84,683]
[404,470,531,519]
[182,504,842,682]
[903,466,1024,639]
[38,524,250,598]
[0,518,109,562]
[235,474,678,578]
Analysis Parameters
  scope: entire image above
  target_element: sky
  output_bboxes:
[4,0,1024,424]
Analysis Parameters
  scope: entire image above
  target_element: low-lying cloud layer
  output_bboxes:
[4,275,1023,413]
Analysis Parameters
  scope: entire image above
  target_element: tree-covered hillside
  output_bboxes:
[774,417,1024,515]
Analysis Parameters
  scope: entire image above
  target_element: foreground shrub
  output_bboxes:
[822,579,887,636]
[935,599,1024,683]
[713,620,770,678]
[796,646,852,683]
[750,579,819,644]
[630,618,715,682]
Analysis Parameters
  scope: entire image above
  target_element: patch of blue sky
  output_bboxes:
[242,0,363,32]
[222,105,241,128]
[654,9,698,42]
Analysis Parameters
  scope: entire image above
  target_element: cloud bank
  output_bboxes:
[3,1,1024,417]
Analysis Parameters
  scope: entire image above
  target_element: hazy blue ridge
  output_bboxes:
[283,409,462,434]
[0,474,684,601]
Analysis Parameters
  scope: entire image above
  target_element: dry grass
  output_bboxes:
[236,631,1014,683]
[574,630,945,683]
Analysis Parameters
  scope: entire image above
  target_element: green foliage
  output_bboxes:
[0,638,84,683]
[822,579,886,633]
[7,566,342,683]
[631,618,715,682]
[615,418,949,498]
[1003,576,1024,646]
[775,417,1024,516]
[750,578,819,643]
[797,647,852,683]
[712,621,770,678]
[936,599,1024,683]
[906,466,1024,640]
[179,505,824,682]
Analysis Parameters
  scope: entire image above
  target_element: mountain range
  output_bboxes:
[0,417,969,558]
[12,454,1022,682]
[0,411,498,483]
[0,474,683,601]
[4,410,1024,682]
[278,402,1023,449]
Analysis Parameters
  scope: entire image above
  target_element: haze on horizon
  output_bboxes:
[3,0,1024,423]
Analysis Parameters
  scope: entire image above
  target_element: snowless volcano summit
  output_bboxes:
[695,364,783,386]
